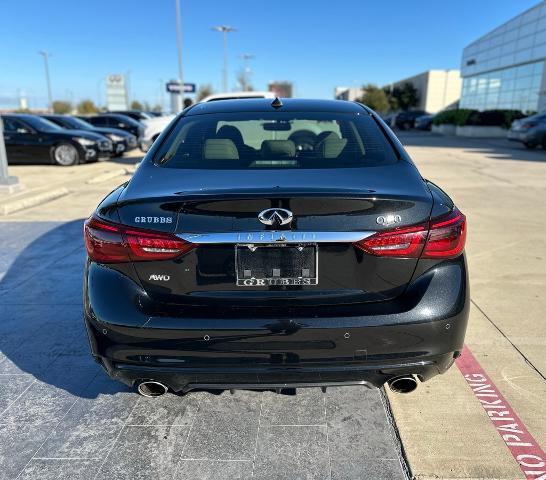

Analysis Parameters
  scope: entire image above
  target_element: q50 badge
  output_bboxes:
[376,214,402,226]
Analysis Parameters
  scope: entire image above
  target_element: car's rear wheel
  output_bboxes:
[524,141,536,149]
[403,121,411,130]
[52,143,80,166]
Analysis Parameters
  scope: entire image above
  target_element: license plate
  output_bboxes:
[235,244,318,286]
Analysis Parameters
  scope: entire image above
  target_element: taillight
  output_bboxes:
[521,122,537,129]
[354,224,427,258]
[422,209,466,258]
[355,209,466,259]
[84,216,195,263]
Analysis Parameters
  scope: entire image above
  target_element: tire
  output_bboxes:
[541,137,546,150]
[52,143,80,166]
[403,121,411,130]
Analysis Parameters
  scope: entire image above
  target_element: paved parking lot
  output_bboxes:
[0,134,545,479]
[0,165,407,479]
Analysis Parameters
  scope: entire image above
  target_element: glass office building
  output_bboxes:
[460,2,546,113]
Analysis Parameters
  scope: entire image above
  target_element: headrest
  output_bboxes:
[261,140,296,159]
[216,125,244,145]
[203,139,239,160]
[315,132,347,159]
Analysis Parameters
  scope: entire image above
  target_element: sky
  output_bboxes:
[0,0,541,109]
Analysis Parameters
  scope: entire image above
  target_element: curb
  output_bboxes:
[86,168,128,185]
[0,187,71,216]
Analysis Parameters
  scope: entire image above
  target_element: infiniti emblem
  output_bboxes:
[258,208,293,226]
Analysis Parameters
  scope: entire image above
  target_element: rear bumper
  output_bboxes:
[83,256,469,392]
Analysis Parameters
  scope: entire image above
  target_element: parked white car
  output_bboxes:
[139,92,276,152]
[200,91,275,102]
[139,115,176,152]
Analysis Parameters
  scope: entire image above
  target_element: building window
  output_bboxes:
[460,60,543,113]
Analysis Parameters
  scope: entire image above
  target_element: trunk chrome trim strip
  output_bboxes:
[178,231,375,244]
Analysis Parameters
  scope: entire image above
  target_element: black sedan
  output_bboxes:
[109,110,154,122]
[394,110,429,130]
[83,98,468,397]
[82,113,145,140]
[415,114,435,131]
[1,114,112,165]
[42,114,137,157]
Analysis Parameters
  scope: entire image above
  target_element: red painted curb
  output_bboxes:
[456,344,546,480]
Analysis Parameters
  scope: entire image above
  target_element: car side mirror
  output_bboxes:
[16,127,29,134]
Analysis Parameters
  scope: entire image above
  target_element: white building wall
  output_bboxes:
[389,70,461,113]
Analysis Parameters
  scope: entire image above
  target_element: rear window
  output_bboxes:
[153,111,398,169]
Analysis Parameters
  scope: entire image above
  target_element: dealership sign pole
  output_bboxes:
[0,117,22,194]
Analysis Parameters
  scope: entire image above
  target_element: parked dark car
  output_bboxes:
[109,110,153,122]
[42,114,137,157]
[394,110,429,130]
[508,113,546,149]
[83,98,468,397]
[1,114,112,165]
[82,114,145,140]
[415,114,435,131]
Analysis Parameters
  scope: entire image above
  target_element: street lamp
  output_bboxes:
[212,25,236,92]
[38,51,53,112]
[175,0,185,111]
[0,117,22,195]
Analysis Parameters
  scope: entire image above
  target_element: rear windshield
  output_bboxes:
[153,111,398,169]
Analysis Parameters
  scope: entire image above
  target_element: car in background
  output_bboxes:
[82,113,145,141]
[42,114,137,157]
[393,110,429,130]
[140,92,276,152]
[1,114,112,165]
[139,115,176,152]
[146,111,164,117]
[415,114,435,131]
[83,98,468,397]
[508,113,546,149]
[109,110,155,122]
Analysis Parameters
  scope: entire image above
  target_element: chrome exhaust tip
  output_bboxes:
[136,380,169,398]
[387,375,418,394]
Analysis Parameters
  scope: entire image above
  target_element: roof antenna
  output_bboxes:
[271,97,283,109]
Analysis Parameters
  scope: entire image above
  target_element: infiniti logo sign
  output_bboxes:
[258,208,293,226]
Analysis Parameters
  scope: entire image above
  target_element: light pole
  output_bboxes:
[175,0,185,111]
[125,69,131,109]
[212,25,236,92]
[38,51,53,112]
[0,117,22,195]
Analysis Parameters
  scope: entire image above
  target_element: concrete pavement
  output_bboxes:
[0,135,544,479]
[0,157,407,479]
[389,132,546,480]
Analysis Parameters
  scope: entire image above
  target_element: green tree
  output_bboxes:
[77,99,98,114]
[197,84,213,101]
[391,83,419,111]
[383,87,399,111]
[130,100,143,110]
[52,100,72,114]
[360,84,389,113]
